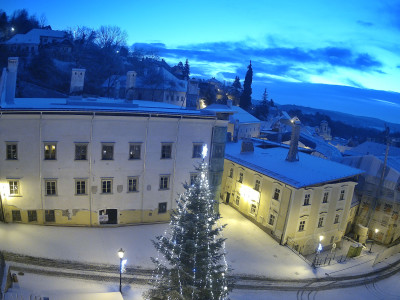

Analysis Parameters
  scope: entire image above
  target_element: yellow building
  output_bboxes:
[221,140,363,255]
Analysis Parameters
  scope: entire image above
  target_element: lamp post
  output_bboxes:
[312,235,324,268]
[118,248,125,293]
[369,229,379,253]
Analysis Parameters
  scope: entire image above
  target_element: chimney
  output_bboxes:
[286,117,301,162]
[241,140,254,153]
[5,57,18,105]
[125,71,137,101]
[69,68,85,97]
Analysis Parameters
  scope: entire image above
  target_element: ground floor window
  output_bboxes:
[28,210,37,222]
[268,214,275,226]
[235,195,240,206]
[158,202,167,214]
[12,210,21,222]
[250,203,257,215]
[45,210,55,222]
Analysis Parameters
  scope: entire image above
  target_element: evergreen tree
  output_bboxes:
[146,152,232,300]
[262,88,268,102]
[183,59,190,80]
[254,88,269,121]
[232,76,241,90]
[239,61,253,111]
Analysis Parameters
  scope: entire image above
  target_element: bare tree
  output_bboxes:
[95,25,127,49]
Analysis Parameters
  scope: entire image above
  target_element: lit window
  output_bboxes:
[304,194,311,206]
[254,179,261,192]
[273,188,280,201]
[101,179,112,193]
[6,143,18,160]
[9,180,20,195]
[238,172,243,183]
[318,217,324,228]
[334,214,340,224]
[75,180,87,195]
[190,173,198,185]
[129,144,141,160]
[229,168,233,178]
[192,143,203,158]
[159,175,170,190]
[158,202,167,214]
[45,180,57,196]
[161,144,172,159]
[235,195,240,206]
[128,177,138,192]
[44,143,57,160]
[339,190,345,200]
[299,220,306,231]
[268,214,275,226]
[75,144,88,160]
[322,192,329,203]
[102,144,114,160]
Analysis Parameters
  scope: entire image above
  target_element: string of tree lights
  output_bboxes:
[145,146,232,299]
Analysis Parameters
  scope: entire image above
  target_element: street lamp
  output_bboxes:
[118,248,125,293]
[312,236,324,268]
[369,229,379,253]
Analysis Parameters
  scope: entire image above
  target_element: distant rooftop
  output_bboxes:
[5,29,66,45]
[225,141,363,189]
[344,141,400,157]
[203,104,260,124]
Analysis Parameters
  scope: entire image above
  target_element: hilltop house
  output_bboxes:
[0,57,227,226]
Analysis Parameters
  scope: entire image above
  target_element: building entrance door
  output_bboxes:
[226,192,230,204]
[99,209,118,224]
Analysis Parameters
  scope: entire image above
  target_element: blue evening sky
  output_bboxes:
[3,0,400,122]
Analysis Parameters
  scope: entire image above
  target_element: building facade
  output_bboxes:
[221,141,362,255]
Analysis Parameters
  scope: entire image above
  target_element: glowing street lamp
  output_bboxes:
[118,248,125,293]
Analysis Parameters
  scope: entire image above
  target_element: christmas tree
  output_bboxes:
[145,146,232,299]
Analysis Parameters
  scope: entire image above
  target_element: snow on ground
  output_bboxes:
[0,204,397,280]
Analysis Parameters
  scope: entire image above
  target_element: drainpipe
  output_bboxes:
[170,116,182,211]
[140,115,151,222]
[89,112,95,226]
[39,112,44,223]
[0,112,5,222]
[280,184,294,245]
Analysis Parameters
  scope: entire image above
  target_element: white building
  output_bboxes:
[0,58,227,226]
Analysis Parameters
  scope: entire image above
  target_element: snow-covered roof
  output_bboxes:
[225,141,363,189]
[0,97,215,118]
[344,141,400,157]
[5,29,66,45]
[203,104,260,124]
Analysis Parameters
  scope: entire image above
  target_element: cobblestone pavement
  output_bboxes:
[3,251,400,291]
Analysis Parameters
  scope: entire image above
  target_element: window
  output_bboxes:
[102,144,114,160]
[238,172,243,183]
[299,220,306,231]
[12,210,21,222]
[229,168,233,178]
[384,203,393,213]
[129,144,141,160]
[158,202,167,214]
[322,192,329,203]
[128,177,138,192]
[254,179,261,192]
[268,214,275,226]
[339,190,345,200]
[330,236,334,244]
[101,179,112,194]
[334,214,340,224]
[159,175,170,190]
[45,210,55,222]
[28,210,37,222]
[235,195,240,206]
[44,143,56,160]
[161,143,172,159]
[212,144,224,158]
[273,188,281,201]
[318,217,324,228]
[45,180,57,196]
[190,173,198,185]
[6,143,18,160]
[192,143,203,158]
[75,144,87,160]
[9,180,20,195]
[304,194,311,206]
[250,204,257,215]
[75,180,87,195]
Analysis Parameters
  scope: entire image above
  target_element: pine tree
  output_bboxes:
[145,153,232,300]
[183,59,190,80]
[232,76,241,90]
[262,88,268,102]
[239,61,253,112]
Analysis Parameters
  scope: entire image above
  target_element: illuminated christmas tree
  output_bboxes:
[145,146,231,300]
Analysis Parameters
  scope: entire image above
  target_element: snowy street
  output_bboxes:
[1,204,400,299]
